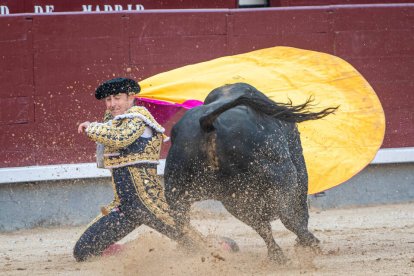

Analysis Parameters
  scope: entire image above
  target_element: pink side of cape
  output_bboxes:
[134,97,203,125]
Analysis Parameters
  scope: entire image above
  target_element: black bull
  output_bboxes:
[164,83,336,262]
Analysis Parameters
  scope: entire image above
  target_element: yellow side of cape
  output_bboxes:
[139,46,386,194]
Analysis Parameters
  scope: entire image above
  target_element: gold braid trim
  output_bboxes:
[127,106,164,132]
[87,106,164,150]
[103,133,162,168]
[100,175,121,215]
[128,166,175,226]
[87,117,147,149]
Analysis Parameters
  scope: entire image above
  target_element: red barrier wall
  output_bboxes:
[0,5,413,167]
[1,0,412,14]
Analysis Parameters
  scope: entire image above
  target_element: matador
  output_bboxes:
[74,77,180,261]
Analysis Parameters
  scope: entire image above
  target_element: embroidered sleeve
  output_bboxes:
[86,117,147,149]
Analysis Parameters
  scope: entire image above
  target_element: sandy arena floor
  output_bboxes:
[1,203,413,275]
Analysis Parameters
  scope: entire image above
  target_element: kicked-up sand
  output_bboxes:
[1,203,413,275]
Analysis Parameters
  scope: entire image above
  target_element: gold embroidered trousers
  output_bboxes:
[73,164,178,261]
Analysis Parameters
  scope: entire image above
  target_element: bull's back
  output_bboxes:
[207,105,293,175]
[166,103,299,179]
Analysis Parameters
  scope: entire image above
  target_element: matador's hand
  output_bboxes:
[78,121,91,134]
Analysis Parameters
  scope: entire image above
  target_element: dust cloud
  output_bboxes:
[1,203,413,275]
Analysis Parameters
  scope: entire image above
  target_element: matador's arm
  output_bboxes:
[86,117,147,150]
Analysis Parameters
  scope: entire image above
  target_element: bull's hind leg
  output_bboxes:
[260,157,319,252]
[223,202,287,264]
[278,189,319,248]
[285,126,320,248]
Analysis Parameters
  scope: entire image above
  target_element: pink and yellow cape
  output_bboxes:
[135,46,385,194]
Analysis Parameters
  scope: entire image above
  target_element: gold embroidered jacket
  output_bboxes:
[86,106,165,169]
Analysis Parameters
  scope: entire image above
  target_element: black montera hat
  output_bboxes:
[95,78,141,100]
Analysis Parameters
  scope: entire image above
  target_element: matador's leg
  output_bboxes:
[73,209,139,262]
[128,165,207,247]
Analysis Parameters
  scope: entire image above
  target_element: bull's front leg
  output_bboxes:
[253,221,288,264]
[168,194,208,250]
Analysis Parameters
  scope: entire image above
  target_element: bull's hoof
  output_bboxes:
[295,235,320,247]
[268,251,288,265]
[295,236,321,254]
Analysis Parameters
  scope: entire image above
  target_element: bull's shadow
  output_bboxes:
[164,82,336,263]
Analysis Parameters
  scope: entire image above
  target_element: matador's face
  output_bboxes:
[104,93,135,117]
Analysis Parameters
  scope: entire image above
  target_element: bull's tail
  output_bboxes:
[199,94,338,132]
